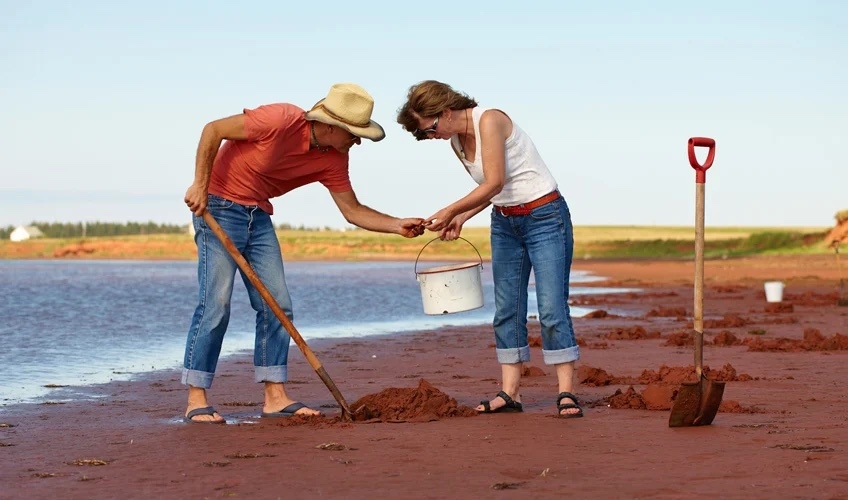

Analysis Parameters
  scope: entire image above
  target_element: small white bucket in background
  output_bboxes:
[415,237,484,315]
[764,281,785,303]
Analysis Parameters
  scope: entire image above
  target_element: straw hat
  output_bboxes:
[305,83,385,141]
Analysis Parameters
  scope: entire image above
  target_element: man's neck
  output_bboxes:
[310,122,330,152]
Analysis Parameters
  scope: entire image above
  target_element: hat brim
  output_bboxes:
[305,107,386,142]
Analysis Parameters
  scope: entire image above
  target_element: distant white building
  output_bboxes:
[10,225,45,242]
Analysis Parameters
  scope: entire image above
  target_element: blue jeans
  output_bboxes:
[182,195,294,389]
[490,196,580,365]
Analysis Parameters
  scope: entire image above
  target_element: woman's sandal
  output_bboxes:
[557,392,584,419]
[478,390,523,413]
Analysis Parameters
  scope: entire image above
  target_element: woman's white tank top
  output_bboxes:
[451,107,557,206]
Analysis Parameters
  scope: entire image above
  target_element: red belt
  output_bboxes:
[495,191,561,216]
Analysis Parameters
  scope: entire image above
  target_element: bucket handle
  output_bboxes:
[414,237,483,275]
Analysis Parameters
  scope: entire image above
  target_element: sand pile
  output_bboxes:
[746,328,848,352]
[581,364,757,411]
[350,379,477,423]
[603,325,662,340]
[662,328,848,351]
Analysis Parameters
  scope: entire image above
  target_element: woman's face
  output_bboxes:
[413,115,438,140]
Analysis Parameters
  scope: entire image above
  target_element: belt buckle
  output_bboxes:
[501,205,528,216]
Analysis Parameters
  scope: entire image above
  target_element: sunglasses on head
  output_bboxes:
[413,116,439,140]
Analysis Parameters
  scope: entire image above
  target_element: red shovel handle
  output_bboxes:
[688,137,716,184]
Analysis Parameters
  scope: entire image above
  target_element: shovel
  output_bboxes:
[201,211,355,420]
[836,244,848,307]
[669,137,726,428]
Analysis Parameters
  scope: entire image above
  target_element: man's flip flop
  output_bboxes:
[261,402,315,418]
[184,406,225,424]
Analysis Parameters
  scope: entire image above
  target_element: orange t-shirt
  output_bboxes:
[207,103,352,215]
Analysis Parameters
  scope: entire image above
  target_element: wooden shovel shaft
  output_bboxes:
[694,183,705,378]
[201,211,353,418]
[836,244,848,304]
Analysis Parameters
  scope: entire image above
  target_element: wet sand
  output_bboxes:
[1,254,847,498]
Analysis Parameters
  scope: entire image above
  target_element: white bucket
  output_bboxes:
[764,281,784,303]
[415,237,484,315]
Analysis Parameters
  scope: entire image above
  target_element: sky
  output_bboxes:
[1,1,846,230]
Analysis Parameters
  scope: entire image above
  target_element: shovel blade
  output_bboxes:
[668,378,726,427]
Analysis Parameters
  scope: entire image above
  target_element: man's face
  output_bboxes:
[332,128,362,153]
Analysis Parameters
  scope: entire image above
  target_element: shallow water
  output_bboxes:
[0,260,635,405]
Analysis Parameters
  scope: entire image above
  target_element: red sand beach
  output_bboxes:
[1,255,847,499]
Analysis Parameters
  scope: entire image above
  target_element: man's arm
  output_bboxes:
[330,190,425,238]
[185,114,248,216]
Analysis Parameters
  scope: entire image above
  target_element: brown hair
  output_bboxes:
[396,80,478,139]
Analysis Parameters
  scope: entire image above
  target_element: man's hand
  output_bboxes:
[184,183,208,216]
[398,218,427,238]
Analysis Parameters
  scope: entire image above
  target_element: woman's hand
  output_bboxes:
[422,207,457,232]
[439,219,465,241]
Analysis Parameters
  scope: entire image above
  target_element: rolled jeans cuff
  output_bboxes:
[255,365,287,384]
[182,368,214,389]
[496,345,531,364]
[542,345,580,365]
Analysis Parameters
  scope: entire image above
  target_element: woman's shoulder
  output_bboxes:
[478,108,513,137]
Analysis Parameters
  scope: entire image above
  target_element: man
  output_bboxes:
[182,83,425,423]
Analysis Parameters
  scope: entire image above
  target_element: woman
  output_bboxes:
[397,80,582,418]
